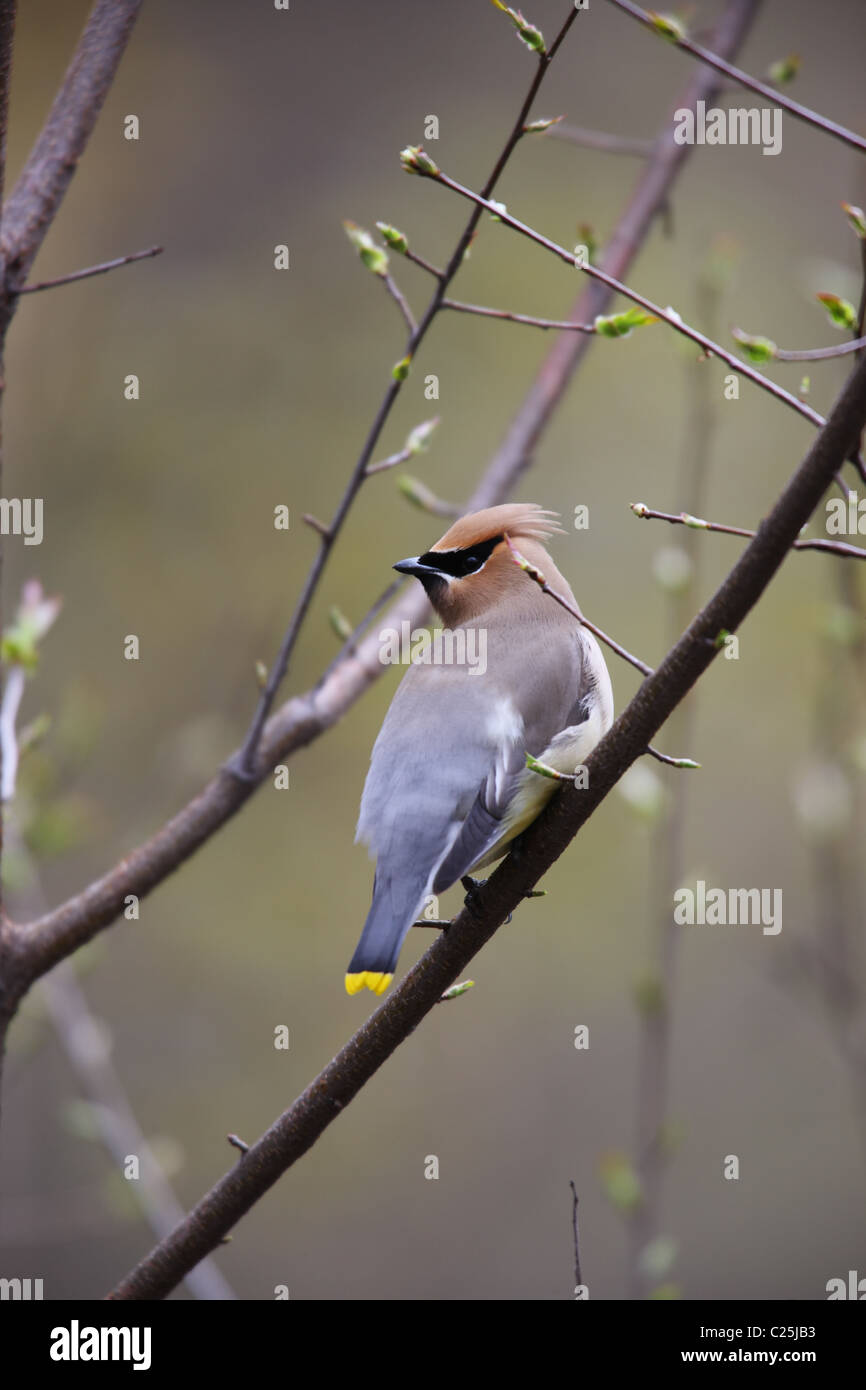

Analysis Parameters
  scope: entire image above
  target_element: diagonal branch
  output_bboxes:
[107,346,866,1302]
[19,244,162,294]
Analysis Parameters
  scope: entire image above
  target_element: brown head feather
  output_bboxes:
[430,503,562,552]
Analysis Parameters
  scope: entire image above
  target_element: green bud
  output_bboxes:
[576,222,598,264]
[647,11,687,43]
[798,375,810,399]
[342,220,389,277]
[1,581,62,672]
[400,145,440,177]
[639,1236,678,1280]
[329,607,353,641]
[392,354,412,381]
[441,980,475,1000]
[405,416,439,455]
[376,221,409,254]
[397,474,449,514]
[816,292,857,331]
[649,1282,682,1301]
[599,1152,643,1214]
[594,307,657,338]
[731,327,778,362]
[633,973,666,1018]
[523,114,563,134]
[842,203,866,239]
[767,54,800,85]
[490,1,546,54]
[526,752,569,781]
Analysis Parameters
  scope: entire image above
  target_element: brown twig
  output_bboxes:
[631,502,866,560]
[551,123,654,157]
[382,273,417,335]
[773,336,866,362]
[442,297,595,333]
[570,1182,583,1290]
[504,534,654,677]
[18,245,163,294]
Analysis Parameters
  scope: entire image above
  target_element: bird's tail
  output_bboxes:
[345,871,423,996]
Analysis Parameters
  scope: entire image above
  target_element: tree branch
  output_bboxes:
[631,502,866,560]
[18,244,162,294]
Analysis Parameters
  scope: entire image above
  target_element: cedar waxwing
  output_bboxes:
[346,503,614,996]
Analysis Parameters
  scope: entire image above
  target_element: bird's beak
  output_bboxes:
[393,555,441,577]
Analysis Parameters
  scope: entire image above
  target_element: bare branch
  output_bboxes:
[504,535,654,677]
[18,245,162,295]
[631,502,866,560]
[442,297,594,333]
[551,123,654,157]
[774,335,866,362]
[382,273,416,335]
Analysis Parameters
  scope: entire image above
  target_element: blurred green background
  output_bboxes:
[1,0,865,1300]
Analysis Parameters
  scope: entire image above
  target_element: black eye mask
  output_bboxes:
[419,533,502,579]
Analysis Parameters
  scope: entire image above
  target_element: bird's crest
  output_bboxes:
[431,503,563,552]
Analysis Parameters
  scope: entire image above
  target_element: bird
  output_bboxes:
[345,502,614,996]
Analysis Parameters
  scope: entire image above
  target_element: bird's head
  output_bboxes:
[393,503,563,623]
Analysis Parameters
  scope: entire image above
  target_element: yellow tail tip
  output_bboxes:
[345,971,394,996]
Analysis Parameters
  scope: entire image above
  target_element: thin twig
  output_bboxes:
[570,1182,583,1289]
[605,0,866,155]
[773,335,866,362]
[645,744,700,769]
[631,502,866,560]
[442,297,594,333]
[551,123,654,157]
[364,447,411,477]
[0,666,25,802]
[504,535,653,677]
[18,245,163,294]
[404,248,444,278]
[382,273,416,335]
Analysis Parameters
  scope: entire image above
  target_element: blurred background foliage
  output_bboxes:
[1,0,865,1299]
